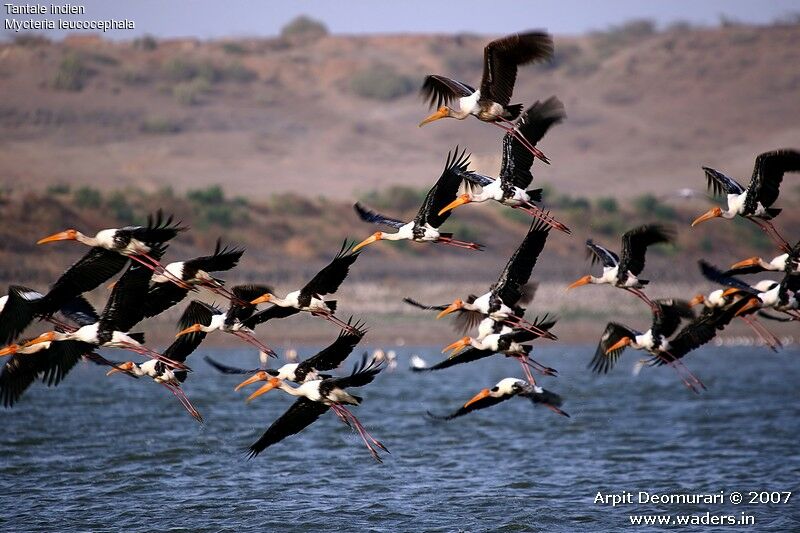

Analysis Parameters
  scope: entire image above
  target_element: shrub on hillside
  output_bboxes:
[51,53,91,91]
[280,15,328,42]
[73,186,102,208]
[350,64,415,100]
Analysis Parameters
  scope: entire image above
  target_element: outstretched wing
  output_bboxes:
[226,284,273,325]
[0,286,43,344]
[652,299,694,339]
[417,147,470,228]
[242,305,299,329]
[493,218,550,305]
[419,347,494,371]
[353,203,406,229]
[420,74,476,109]
[162,304,212,364]
[586,240,619,269]
[127,210,188,245]
[745,149,800,210]
[184,239,245,274]
[427,393,510,420]
[297,319,367,377]
[204,355,261,374]
[698,260,758,295]
[301,241,360,298]
[501,96,565,189]
[619,224,673,276]
[327,353,383,390]
[702,166,745,197]
[503,315,558,343]
[142,283,190,319]
[246,397,330,459]
[99,245,165,333]
[403,297,484,335]
[480,31,553,106]
[589,322,637,374]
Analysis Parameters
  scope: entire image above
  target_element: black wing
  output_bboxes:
[403,297,447,312]
[589,322,637,374]
[420,74,476,109]
[226,284,273,325]
[204,355,261,374]
[246,397,330,459]
[652,299,694,339]
[353,203,406,229]
[301,241,359,298]
[427,393,510,420]
[586,240,619,269]
[327,353,383,390]
[480,31,553,106]
[745,149,800,210]
[99,245,165,333]
[297,319,366,378]
[39,248,129,316]
[184,239,245,274]
[178,300,220,330]
[403,297,484,335]
[58,295,99,327]
[126,210,187,245]
[503,315,558,343]
[416,147,470,229]
[698,260,758,295]
[493,218,550,305]
[619,224,673,276]
[142,283,190,319]
[242,305,299,329]
[162,302,214,363]
[702,166,745,197]
[0,286,43,344]
[501,96,565,189]
[420,347,495,371]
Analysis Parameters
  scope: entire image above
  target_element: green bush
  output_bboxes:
[280,15,328,42]
[591,19,657,58]
[106,191,135,223]
[47,183,71,195]
[595,197,618,213]
[140,116,181,134]
[203,205,233,227]
[51,53,91,91]
[187,185,225,205]
[133,35,158,50]
[172,79,210,106]
[350,64,415,100]
[222,42,246,55]
[633,194,675,219]
[73,186,102,208]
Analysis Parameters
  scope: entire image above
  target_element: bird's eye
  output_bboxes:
[490,387,498,392]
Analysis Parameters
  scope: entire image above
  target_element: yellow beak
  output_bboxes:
[436,300,462,320]
[0,345,19,357]
[250,294,272,305]
[691,207,722,227]
[442,336,470,355]
[351,233,381,252]
[605,337,631,354]
[246,378,281,402]
[23,331,56,347]
[36,230,77,245]
[735,298,761,316]
[464,388,490,408]
[722,288,741,298]
[234,371,268,391]
[418,108,448,127]
[688,294,704,307]
[566,275,592,290]
[176,324,203,338]
[730,257,761,270]
[438,194,471,216]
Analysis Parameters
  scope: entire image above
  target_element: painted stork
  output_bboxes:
[691,149,800,251]
[0,286,44,344]
[428,378,568,420]
[352,149,485,252]
[247,241,361,331]
[596,296,752,392]
[433,218,555,338]
[419,31,554,162]
[174,291,277,356]
[21,251,187,370]
[142,239,245,319]
[567,224,674,310]
[725,239,800,277]
[241,355,388,462]
[435,96,570,233]
[424,316,557,384]
[36,210,188,288]
[206,318,366,385]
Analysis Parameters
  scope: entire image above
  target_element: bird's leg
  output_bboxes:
[500,316,557,340]
[515,355,537,386]
[435,236,485,251]
[655,352,705,393]
[163,382,204,423]
[332,405,388,462]
[230,331,277,358]
[330,404,353,428]
[747,218,791,253]
[624,287,660,314]
[739,315,781,351]
[513,203,572,234]
[44,317,77,333]
[492,120,550,164]
[316,312,359,334]
[127,255,194,290]
[119,342,190,370]
[204,285,249,307]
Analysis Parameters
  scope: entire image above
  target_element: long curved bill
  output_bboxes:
[605,337,631,354]
[418,108,448,127]
[250,294,272,305]
[176,324,203,338]
[691,207,722,227]
[23,331,56,347]
[438,194,471,216]
[730,257,760,270]
[36,230,76,245]
[352,234,381,252]
[722,288,741,298]
[735,298,761,316]
[566,275,591,290]
[106,362,133,376]
[442,337,470,356]
[0,344,18,356]
[234,371,268,392]
[464,388,490,408]
[246,379,280,402]
[688,294,704,307]
[436,301,462,320]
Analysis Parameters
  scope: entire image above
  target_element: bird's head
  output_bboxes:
[37,228,79,245]
[176,323,204,338]
[730,256,762,270]
[722,287,742,298]
[735,297,761,317]
[23,331,57,347]
[566,275,592,290]
[234,370,273,391]
[436,298,464,319]
[0,344,19,357]
[441,336,471,356]
[418,106,451,127]
[250,292,273,305]
[688,294,705,307]
[106,361,136,376]
[352,232,383,252]
[438,193,472,216]
[464,387,492,408]
[691,206,723,227]
[238,375,282,402]
[605,336,632,354]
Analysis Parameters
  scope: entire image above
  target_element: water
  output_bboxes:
[1,345,799,532]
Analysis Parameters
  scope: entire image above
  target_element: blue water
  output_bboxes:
[1,345,799,532]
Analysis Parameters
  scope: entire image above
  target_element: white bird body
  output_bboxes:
[278,379,359,406]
